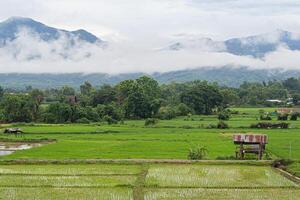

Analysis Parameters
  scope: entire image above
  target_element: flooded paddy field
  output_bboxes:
[0,142,51,156]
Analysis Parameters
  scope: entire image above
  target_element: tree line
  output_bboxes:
[0,76,300,123]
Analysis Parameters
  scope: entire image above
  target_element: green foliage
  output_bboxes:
[217,121,229,129]
[0,94,36,123]
[118,76,161,119]
[188,146,208,160]
[103,115,118,125]
[292,93,300,105]
[260,113,272,120]
[157,106,176,120]
[180,81,223,114]
[283,77,300,92]
[80,81,92,96]
[96,103,123,121]
[145,118,159,126]
[277,113,289,121]
[60,86,75,96]
[175,103,194,116]
[76,118,90,124]
[45,103,72,123]
[2,76,300,124]
[91,85,117,106]
[184,113,194,121]
[290,112,299,121]
[250,122,289,129]
[218,110,231,121]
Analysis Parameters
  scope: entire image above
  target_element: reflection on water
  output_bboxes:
[0,151,14,156]
[0,143,44,156]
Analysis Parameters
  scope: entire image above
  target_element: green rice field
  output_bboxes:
[0,107,300,199]
[0,164,298,200]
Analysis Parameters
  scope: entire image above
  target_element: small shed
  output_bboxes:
[233,134,268,160]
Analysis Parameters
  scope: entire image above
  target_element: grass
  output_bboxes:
[1,126,300,160]
[287,161,300,177]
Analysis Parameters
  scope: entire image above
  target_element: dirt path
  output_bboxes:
[133,164,149,200]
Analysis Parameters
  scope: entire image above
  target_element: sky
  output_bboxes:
[0,0,300,73]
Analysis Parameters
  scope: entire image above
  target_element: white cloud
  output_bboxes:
[0,28,300,74]
[0,0,300,73]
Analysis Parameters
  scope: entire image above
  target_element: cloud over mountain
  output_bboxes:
[1,17,300,74]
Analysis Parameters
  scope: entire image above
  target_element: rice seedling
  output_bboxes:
[145,164,298,188]
[0,164,141,175]
[0,175,136,187]
[144,188,300,200]
[0,188,133,200]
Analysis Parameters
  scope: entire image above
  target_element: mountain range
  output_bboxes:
[1,67,300,89]
[0,17,103,45]
[0,17,300,88]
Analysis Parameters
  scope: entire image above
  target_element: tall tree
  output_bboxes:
[180,81,223,114]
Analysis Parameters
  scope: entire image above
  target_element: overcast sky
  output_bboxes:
[0,0,300,73]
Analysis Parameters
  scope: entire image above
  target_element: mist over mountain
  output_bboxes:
[0,17,106,61]
[167,30,300,58]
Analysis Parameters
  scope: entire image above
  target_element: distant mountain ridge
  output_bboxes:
[167,30,300,57]
[0,17,106,60]
[0,17,103,45]
[1,67,300,89]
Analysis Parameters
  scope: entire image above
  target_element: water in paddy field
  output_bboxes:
[0,143,43,156]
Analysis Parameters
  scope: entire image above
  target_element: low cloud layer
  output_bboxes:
[0,28,300,74]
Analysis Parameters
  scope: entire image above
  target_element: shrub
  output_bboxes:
[145,118,158,126]
[229,110,239,114]
[277,113,288,121]
[290,112,300,121]
[76,118,90,124]
[157,106,176,120]
[250,122,289,129]
[103,115,118,125]
[260,114,272,120]
[84,107,100,122]
[218,110,230,121]
[42,113,56,124]
[176,103,194,116]
[217,121,229,129]
[96,103,124,121]
[188,146,208,160]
